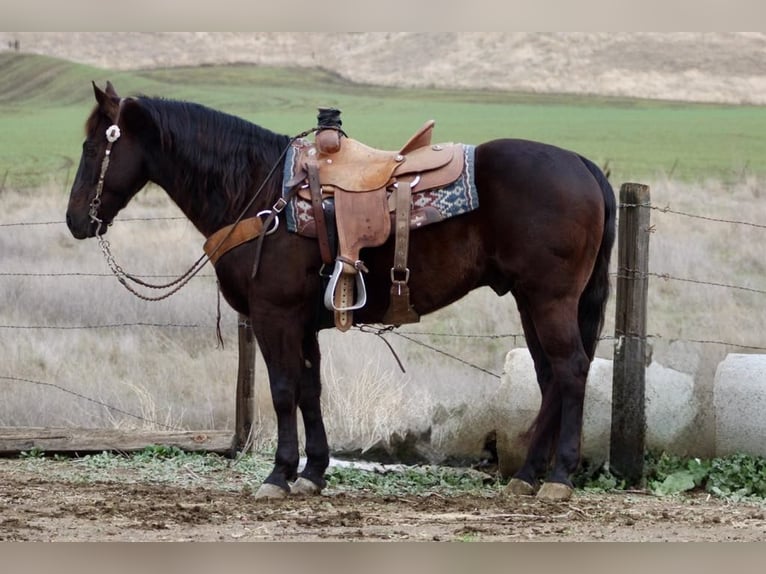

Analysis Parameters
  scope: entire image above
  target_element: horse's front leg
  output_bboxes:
[251,312,307,499]
[291,330,330,495]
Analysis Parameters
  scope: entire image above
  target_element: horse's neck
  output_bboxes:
[148,138,281,239]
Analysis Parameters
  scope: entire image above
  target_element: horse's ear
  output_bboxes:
[105,81,119,98]
[92,81,120,122]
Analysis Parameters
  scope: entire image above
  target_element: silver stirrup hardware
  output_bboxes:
[323,260,368,312]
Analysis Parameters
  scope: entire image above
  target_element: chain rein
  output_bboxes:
[88,109,316,302]
[89,117,208,302]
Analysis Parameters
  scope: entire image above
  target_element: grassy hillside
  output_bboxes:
[1,53,765,190]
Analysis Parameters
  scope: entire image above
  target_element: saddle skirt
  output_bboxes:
[282,139,479,239]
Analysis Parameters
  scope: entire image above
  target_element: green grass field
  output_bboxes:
[2,52,765,189]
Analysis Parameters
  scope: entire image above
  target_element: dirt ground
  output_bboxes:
[1,459,765,542]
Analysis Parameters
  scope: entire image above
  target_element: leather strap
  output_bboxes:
[203,217,264,266]
[307,159,334,265]
[334,275,354,332]
[382,180,420,325]
[391,180,413,280]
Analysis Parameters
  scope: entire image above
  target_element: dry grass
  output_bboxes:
[1,175,765,457]
[3,32,765,105]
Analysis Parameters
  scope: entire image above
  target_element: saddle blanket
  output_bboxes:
[281,140,479,237]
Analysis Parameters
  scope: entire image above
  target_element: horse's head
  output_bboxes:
[66,82,150,239]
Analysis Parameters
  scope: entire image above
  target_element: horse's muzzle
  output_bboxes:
[66,211,101,239]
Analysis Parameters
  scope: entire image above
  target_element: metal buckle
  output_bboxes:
[390,267,410,284]
[256,210,280,235]
[272,197,288,213]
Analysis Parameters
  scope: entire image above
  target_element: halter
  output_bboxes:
[88,106,123,237]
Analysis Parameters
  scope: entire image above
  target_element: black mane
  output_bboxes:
[136,97,292,229]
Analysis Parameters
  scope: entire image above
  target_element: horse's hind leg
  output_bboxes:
[292,331,330,495]
[520,298,590,501]
[507,308,559,495]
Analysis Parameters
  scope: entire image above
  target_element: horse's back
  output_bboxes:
[475,138,603,196]
[474,137,607,227]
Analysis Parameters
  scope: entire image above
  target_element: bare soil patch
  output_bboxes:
[1,459,764,541]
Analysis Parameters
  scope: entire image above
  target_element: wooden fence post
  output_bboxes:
[235,313,256,452]
[610,182,651,486]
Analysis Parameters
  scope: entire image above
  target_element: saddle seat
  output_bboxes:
[293,120,464,200]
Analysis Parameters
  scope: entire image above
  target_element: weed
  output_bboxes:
[327,464,500,497]
[576,451,766,502]
[20,446,45,459]
[133,444,186,461]
[707,454,766,500]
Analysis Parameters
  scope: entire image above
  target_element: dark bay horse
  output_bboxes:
[66,82,616,501]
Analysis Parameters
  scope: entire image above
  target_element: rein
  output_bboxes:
[88,99,316,302]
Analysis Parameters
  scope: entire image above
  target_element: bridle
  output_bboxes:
[87,98,316,302]
[87,99,212,302]
[88,121,121,238]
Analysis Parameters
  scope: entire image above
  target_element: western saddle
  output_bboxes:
[290,108,466,330]
[204,108,466,331]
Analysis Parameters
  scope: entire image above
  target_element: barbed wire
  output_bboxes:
[649,204,766,230]
[398,330,525,340]
[0,272,216,278]
[3,200,765,230]
[0,375,180,431]
[601,333,766,352]
[357,326,503,379]
[649,335,766,352]
[399,330,766,353]
[0,322,205,330]
[619,201,766,230]
[12,269,757,295]
[0,216,187,228]
[0,220,63,227]
[612,269,766,295]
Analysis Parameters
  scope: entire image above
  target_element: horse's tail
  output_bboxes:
[577,155,617,361]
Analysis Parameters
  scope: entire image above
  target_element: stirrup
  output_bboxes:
[323,259,367,312]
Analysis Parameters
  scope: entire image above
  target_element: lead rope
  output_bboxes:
[89,117,317,303]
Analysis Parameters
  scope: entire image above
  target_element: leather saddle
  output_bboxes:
[286,118,466,330]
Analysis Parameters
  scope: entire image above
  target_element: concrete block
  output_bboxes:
[714,353,766,458]
[645,361,698,454]
[496,348,701,475]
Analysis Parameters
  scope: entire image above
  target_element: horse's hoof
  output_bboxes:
[253,483,289,500]
[506,478,537,496]
[537,482,574,501]
[291,477,323,496]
